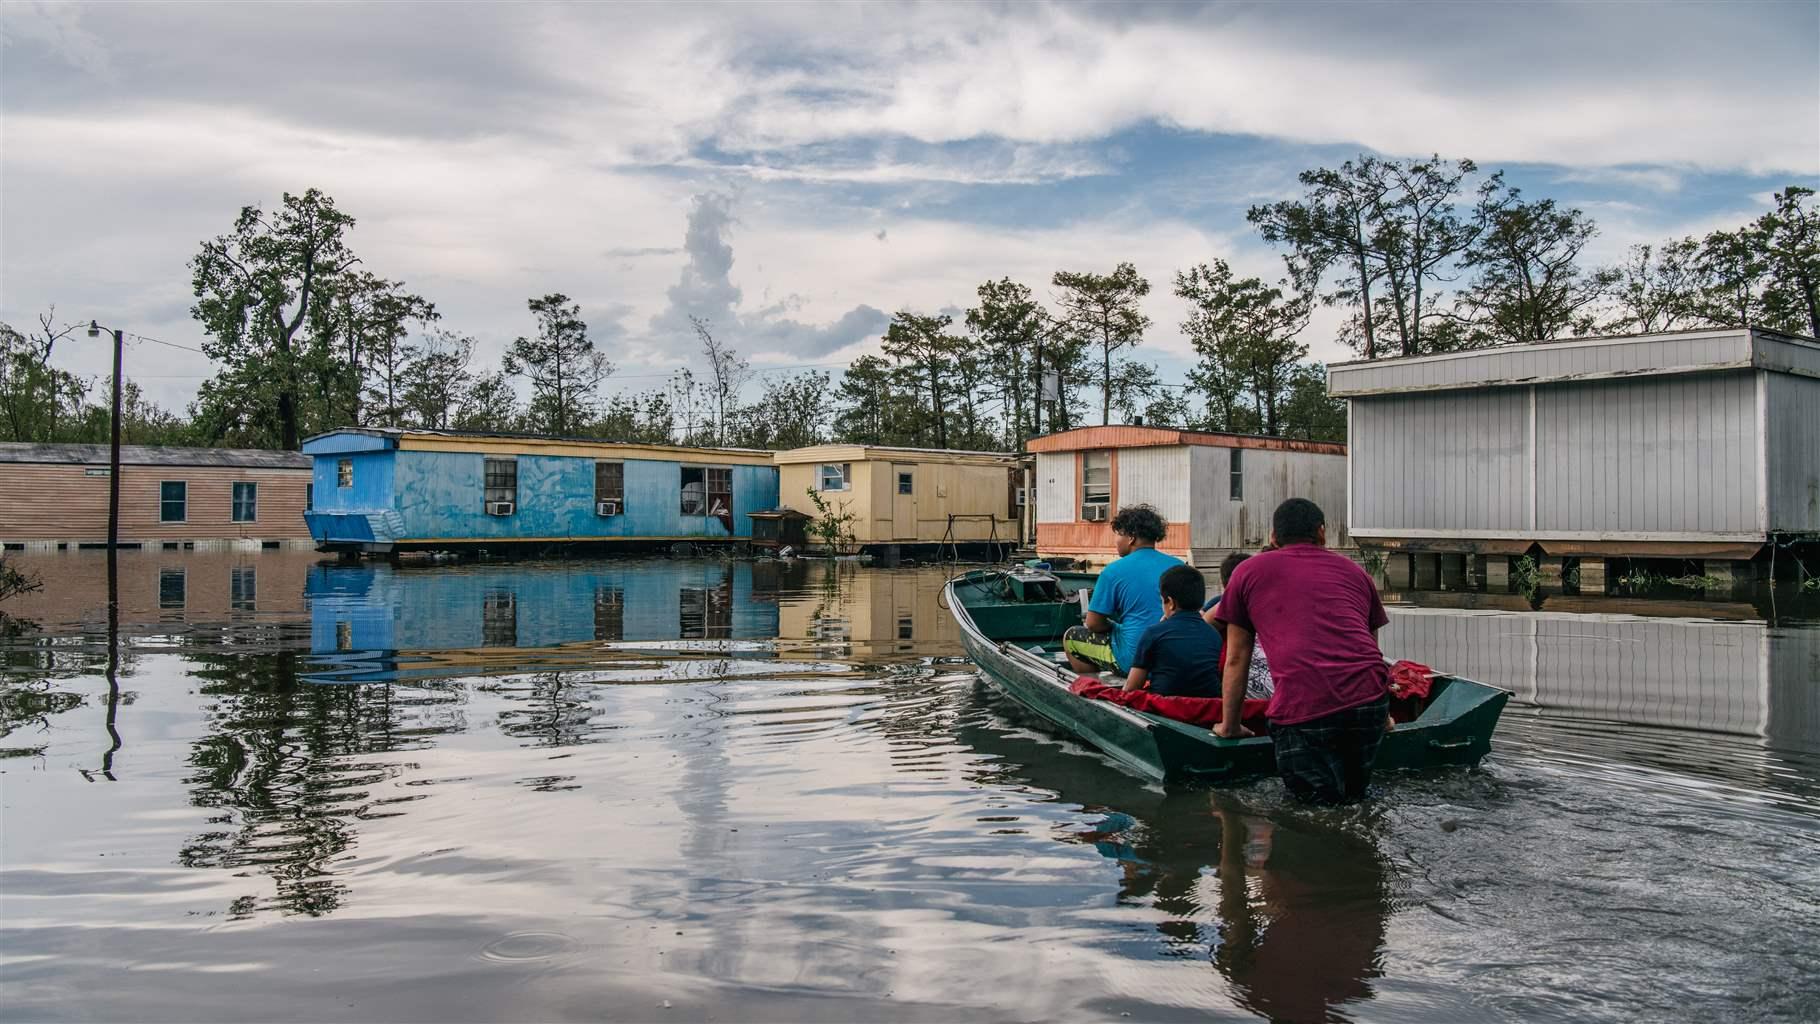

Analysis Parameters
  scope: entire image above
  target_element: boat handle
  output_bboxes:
[1427,737,1475,750]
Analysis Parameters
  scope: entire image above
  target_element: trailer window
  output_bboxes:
[484,458,517,510]
[706,467,732,518]
[1229,448,1243,501]
[1081,451,1111,518]
[680,467,706,515]
[337,459,353,487]
[232,482,258,522]
[819,463,850,492]
[595,461,624,509]
[160,481,187,523]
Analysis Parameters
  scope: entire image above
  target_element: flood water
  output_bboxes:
[2,551,1817,1022]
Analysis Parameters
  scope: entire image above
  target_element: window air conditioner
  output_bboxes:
[486,501,515,516]
[597,500,620,517]
[1083,505,1107,522]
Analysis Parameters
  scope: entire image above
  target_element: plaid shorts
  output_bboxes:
[1271,696,1390,805]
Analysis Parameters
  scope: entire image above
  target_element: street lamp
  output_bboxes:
[86,321,124,607]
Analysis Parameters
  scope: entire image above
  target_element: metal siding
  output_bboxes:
[1036,452,1075,524]
[1117,446,1189,521]
[1536,372,1758,534]
[386,451,768,541]
[1766,373,1820,531]
[1350,390,1528,532]
[311,451,395,514]
[1189,444,1349,552]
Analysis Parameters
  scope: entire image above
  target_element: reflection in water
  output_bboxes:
[0,553,1817,1022]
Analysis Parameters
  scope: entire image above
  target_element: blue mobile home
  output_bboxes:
[302,428,780,553]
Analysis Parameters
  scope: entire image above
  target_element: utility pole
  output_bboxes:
[87,321,124,612]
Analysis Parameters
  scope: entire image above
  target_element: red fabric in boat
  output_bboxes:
[1387,660,1435,700]
[1070,676,1271,729]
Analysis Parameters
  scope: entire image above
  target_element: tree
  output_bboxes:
[1609,238,1702,334]
[504,293,611,435]
[1371,156,1488,356]
[1052,263,1151,424]
[1175,259,1311,435]
[454,370,519,432]
[314,271,436,427]
[1450,187,1614,346]
[190,188,359,449]
[690,316,749,446]
[965,278,1046,446]
[1108,359,1160,424]
[880,311,959,448]
[401,329,475,429]
[0,311,88,442]
[1277,363,1347,441]
[1757,186,1820,338]
[595,386,676,444]
[728,372,832,449]
[832,355,897,445]
[1249,157,1391,359]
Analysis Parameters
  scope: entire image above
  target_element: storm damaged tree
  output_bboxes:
[1052,263,1151,424]
[190,188,360,449]
[1754,186,1820,338]
[691,316,750,447]
[1609,238,1703,334]
[315,270,437,427]
[1249,157,1391,359]
[505,293,612,436]
[401,329,475,429]
[0,310,89,442]
[1447,187,1615,346]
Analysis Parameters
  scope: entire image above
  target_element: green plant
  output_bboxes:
[806,487,858,554]
[1510,555,1540,596]
[1358,547,1386,576]
[1617,570,1725,590]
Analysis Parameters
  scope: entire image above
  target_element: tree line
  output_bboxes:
[3,165,1813,453]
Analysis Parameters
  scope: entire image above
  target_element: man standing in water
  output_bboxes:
[1212,498,1391,804]
[1063,504,1181,678]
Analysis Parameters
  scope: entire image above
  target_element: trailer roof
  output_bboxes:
[1326,327,1820,397]
[0,442,309,470]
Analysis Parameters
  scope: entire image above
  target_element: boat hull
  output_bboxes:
[947,570,1511,784]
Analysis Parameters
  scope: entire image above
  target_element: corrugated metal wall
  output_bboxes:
[1351,370,1769,538]
[1767,372,1820,531]
[1116,446,1189,520]
[1189,445,1350,555]
[1351,389,1529,532]
[1035,452,1075,524]
[1536,372,1758,534]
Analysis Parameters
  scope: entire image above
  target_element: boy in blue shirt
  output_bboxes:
[1123,564,1226,698]
[1063,504,1183,676]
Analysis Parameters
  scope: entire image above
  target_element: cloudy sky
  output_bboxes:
[3,1,1816,412]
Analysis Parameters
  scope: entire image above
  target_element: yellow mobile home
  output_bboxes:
[773,445,1023,557]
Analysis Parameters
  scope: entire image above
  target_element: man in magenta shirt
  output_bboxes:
[1212,498,1391,804]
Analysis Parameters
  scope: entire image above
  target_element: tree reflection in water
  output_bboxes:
[176,647,463,918]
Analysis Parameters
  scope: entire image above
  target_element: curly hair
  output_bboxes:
[1110,504,1167,544]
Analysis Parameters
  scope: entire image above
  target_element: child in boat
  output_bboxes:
[1120,564,1225,699]
[1203,550,1275,700]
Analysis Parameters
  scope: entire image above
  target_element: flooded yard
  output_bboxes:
[2,552,1817,1022]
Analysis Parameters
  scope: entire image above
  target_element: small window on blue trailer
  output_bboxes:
[337,459,353,487]
[484,458,517,514]
[1229,448,1243,501]
[595,461,624,515]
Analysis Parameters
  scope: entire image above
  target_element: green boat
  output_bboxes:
[945,567,1512,784]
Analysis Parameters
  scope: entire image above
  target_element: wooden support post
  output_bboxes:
[1537,556,1565,585]
[1484,557,1511,590]
[1577,558,1608,595]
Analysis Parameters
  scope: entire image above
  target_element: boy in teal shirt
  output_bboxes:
[1064,504,1183,675]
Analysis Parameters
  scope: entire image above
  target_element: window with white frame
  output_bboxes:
[595,461,624,511]
[484,458,517,511]
[819,463,850,491]
[1080,452,1111,518]
[160,481,188,523]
